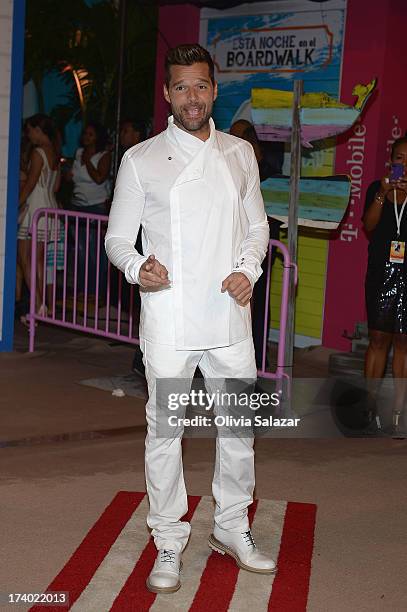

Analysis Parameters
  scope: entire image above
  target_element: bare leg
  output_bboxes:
[17,239,32,292]
[16,239,33,325]
[36,242,46,311]
[364,329,393,378]
[17,239,46,313]
[47,283,53,314]
[364,330,393,430]
[15,260,23,302]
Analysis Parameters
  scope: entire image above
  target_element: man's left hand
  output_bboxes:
[221,272,252,306]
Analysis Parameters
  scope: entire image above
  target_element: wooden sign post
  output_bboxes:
[284,80,303,378]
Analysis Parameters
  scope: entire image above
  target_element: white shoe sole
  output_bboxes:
[208,534,277,575]
[146,577,181,594]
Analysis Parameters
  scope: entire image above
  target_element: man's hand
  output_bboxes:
[139,254,170,290]
[221,272,252,306]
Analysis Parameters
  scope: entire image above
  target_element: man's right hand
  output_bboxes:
[139,254,170,289]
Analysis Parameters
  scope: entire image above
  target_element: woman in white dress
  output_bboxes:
[17,114,60,318]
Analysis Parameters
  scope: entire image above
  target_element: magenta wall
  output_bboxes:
[153,1,407,351]
[153,3,200,134]
[322,0,407,350]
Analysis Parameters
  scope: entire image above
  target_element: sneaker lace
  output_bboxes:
[160,549,176,563]
[242,530,256,548]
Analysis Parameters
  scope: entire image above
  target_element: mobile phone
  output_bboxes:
[390,163,404,181]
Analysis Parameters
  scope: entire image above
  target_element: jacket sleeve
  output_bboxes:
[104,151,147,284]
[232,144,270,287]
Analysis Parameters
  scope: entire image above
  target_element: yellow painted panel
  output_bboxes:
[270,284,324,305]
[296,271,326,289]
[297,300,324,316]
[270,232,328,339]
[269,143,332,335]
[271,271,325,292]
[295,245,328,261]
[298,287,324,304]
[298,234,328,249]
[298,261,326,276]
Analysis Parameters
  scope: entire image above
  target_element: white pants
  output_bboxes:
[141,337,257,552]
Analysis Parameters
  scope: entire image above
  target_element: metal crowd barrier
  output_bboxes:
[27,209,295,380]
[257,238,297,381]
[28,208,140,352]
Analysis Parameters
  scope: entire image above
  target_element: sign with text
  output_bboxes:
[214,26,333,73]
[201,0,347,345]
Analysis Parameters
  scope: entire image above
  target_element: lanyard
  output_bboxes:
[393,189,407,237]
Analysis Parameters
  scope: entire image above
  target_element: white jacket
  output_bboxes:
[105,117,269,350]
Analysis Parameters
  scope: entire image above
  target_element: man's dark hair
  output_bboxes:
[165,44,215,86]
[25,113,61,155]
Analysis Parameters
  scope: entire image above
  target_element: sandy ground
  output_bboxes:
[1,323,406,611]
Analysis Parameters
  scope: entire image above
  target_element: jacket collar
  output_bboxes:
[166,116,217,186]
[166,114,215,142]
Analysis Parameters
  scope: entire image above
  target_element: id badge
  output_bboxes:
[390,240,405,263]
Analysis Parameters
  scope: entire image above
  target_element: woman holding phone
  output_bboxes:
[363,137,407,433]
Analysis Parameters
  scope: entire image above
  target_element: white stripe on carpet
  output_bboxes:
[228,499,287,611]
[70,496,150,612]
[150,496,215,611]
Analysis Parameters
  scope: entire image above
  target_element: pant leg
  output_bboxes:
[199,337,257,532]
[141,339,202,552]
[68,205,86,293]
[69,202,107,295]
[87,203,107,297]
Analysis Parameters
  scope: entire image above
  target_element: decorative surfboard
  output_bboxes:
[251,79,377,147]
[262,175,351,229]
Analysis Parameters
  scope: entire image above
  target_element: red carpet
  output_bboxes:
[29,492,317,612]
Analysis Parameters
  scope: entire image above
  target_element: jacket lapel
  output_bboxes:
[166,118,216,187]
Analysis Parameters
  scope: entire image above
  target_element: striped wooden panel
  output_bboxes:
[270,234,328,339]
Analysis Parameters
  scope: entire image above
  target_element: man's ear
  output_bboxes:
[213,81,218,102]
[163,83,171,104]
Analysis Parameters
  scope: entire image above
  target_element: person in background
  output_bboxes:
[119,119,148,377]
[363,137,407,436]
[230,120,282,183]
[230,119,283,372]
[120,119,147,155]
[70,122,111,297]
[15,134,33,324]
[17,114,61,321]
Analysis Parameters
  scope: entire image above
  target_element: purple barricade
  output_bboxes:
[28,208,140,352]
[257,238,297,381]
[28,210,294,380]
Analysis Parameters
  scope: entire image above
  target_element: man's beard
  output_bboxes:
[172,102,212,133]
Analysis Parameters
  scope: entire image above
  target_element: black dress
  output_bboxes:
[364,180,407,334]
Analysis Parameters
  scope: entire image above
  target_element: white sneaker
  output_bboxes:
[146,549,182,593]
[209,527,277,574]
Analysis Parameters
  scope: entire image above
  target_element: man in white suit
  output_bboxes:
[105,44,275,593]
